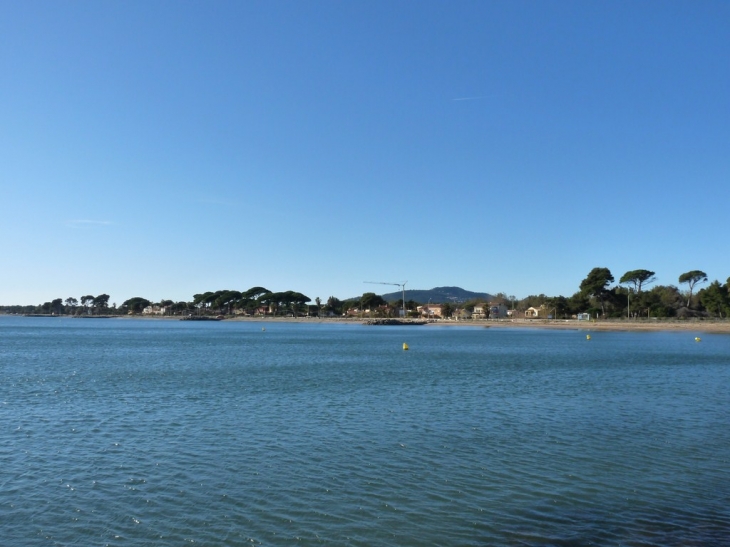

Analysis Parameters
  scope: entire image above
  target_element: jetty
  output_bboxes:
[363,319,427,326]
[180,316,222,321]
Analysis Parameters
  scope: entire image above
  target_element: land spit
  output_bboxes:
[10,313,730,334]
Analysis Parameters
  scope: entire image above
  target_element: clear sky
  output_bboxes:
[2,1,729,306]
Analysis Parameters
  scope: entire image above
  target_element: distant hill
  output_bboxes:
[378,286,493,304]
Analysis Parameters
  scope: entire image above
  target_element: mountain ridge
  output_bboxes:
[360,286,493,304]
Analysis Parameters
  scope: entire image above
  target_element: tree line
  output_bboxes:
[3,294,112,316]
[1,288,315,318]
[338,268,730,320]
[514,268,729,319]
[2,268,729,319]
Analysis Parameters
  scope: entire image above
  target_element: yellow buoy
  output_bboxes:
[586,334,591,340]
[695,337,701,342]
[403,343,409,351]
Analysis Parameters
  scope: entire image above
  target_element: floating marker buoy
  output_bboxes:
[262,327,266,331]
[695,337,701,342]
[586,335,591,340]
[403,343,409,351]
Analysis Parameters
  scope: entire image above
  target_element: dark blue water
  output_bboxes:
[2,317,729,546]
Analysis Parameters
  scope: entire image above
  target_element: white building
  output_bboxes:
[142,305,167,315]
[489,302,508,319]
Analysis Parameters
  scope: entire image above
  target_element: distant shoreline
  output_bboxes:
[5,313,729,334]
[178,315,730,333]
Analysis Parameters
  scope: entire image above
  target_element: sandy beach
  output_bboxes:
[433,318,730,335]
[15,313,727,335]
[219,315,730,335]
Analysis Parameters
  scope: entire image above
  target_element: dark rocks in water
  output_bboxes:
[363,319,427,326]
[180,316,222,321]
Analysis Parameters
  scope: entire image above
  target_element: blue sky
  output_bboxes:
[2,1,728,306]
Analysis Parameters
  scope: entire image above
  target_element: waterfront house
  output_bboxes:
[417,304,442,318]
[453,308,471,320]
[142,305,167,315]
[489,302,508,319]
[525,306,550,318]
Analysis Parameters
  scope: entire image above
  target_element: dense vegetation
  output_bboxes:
[3,268,729,319]
[513,268,729,319]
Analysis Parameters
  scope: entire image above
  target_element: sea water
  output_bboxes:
[1,316,729,546]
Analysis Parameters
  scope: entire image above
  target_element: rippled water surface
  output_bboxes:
[2,317,730,546]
